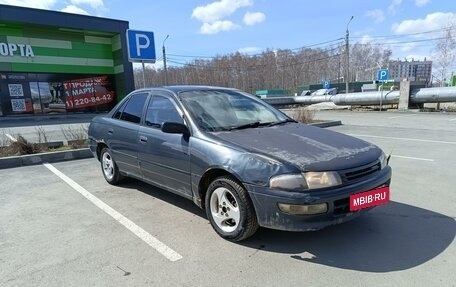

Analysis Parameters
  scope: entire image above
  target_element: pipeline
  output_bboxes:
[332,91,400,105]
[262,94,336,106]
[410,87,456,103]
[263,87,456,106]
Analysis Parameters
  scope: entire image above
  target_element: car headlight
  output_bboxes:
[303,171,342,189]
[269,174,308,190]
[379,151,388,170]
[269,171,342,190]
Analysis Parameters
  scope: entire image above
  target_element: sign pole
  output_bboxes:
[377,69,388,112]
[142,61,146,88]
[126,29,156,88]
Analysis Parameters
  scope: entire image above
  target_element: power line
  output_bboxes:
[167,38,344,61]
[355,37,448,47]
[289,38,344,51]
[167,53,218,59]
[167,30,449,65]
[167,52,341,71]
[164,33,449,71]
[351,25,456,40]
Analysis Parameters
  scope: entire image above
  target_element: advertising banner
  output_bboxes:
[63,76,115,110]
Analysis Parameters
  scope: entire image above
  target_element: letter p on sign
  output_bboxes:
[127,29,156,63]
[377,69,389,81]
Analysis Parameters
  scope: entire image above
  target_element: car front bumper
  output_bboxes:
[245,166,392,232]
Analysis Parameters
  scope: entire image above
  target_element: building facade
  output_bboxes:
[0,4,134,116]
[388,59,432,84]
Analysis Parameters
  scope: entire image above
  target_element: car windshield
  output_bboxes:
[179,89,289,131]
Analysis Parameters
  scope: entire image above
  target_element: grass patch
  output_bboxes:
[290,106,316,124]
[0,125,88,158]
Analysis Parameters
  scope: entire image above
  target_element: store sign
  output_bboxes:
[0,42,35,57]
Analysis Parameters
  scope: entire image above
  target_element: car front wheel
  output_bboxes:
[100,147,123,185]
[205,176,259,242]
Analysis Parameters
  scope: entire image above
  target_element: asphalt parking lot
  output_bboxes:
[1,110,455,287]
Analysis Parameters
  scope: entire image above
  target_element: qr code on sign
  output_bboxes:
[8,84,24,97]
[11,99,26,112]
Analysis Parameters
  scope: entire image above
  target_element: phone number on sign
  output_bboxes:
[66,94,113,109]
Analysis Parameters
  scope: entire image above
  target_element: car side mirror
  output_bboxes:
[161,122,190,137]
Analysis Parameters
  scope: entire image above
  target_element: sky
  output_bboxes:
[1,0,456,71]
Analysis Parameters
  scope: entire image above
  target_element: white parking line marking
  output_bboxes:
[43,163,183,262]
[5,133,17,142]
[388,114,417,119]
[391,155,434,162]
[348,134,456,145]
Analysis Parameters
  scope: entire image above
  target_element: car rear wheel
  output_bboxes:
[100,147,123,185]
[205,176,258,242]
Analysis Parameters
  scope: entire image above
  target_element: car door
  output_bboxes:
[107,92,149,178]
[138,92,192,198]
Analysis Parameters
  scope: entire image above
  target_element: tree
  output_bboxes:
[133,42,391,93]
[351,42,392,82]
[434,23,456,86]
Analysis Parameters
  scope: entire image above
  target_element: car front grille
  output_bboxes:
[340,161,381,183]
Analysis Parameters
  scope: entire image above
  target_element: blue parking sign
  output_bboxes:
[323,80,330,89]
[377,69,389,81]
[126,29,156,62]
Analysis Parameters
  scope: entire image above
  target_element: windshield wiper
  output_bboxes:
[229,119,295,131]
[228,121,261,131]
[267,119,297,127]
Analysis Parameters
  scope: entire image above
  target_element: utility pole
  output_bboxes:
[162,35,169,86]
[345,16,354,94]
[338,53,341,83]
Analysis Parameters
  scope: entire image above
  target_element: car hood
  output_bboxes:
[212,122,380,171]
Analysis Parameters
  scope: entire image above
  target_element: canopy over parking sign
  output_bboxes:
[126,29,156,63]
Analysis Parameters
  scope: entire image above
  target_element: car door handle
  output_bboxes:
[139,136,148,143]
[107,128,114,134]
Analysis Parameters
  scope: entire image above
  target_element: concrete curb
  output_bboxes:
[0,148,93,170]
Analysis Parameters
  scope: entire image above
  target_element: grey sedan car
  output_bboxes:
[88,86,392,241]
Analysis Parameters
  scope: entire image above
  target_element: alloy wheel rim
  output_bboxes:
[102,152,114,180]
[209,187,240,233]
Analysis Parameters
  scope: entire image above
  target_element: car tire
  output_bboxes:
[100,147,123,185]
[205,176,259,242]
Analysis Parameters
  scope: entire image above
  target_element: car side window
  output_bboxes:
[113,99,128,119]
[118,93,148,124]
[145,95,183,128]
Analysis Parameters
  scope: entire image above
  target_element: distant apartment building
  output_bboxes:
[388,59,432,83]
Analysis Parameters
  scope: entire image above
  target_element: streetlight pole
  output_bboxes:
[162,34,169,86]
[345,16,354,94]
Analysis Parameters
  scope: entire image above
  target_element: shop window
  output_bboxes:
[0,73,117,116]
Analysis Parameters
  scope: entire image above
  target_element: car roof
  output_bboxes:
[137,85,238,94]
